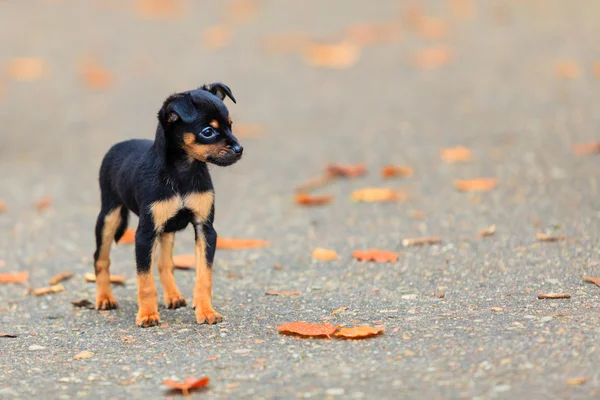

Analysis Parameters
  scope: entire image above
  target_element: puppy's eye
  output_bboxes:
[200,127,216,138]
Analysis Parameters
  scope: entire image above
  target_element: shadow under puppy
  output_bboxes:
[93,83,242,327]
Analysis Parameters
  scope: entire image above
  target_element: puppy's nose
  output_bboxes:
[231,143,243,155]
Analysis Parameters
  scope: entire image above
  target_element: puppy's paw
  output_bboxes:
[194,307,222,325]
[136,311,161,328]
[165,294,187,309]
[96,293,118,310]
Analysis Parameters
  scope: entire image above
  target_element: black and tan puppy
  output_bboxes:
[93,83,241,327]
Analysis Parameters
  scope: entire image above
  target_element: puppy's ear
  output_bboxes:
[160,93,197,124]
[202,83,236,104]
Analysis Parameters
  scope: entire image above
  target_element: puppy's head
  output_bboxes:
[158,83,242,166]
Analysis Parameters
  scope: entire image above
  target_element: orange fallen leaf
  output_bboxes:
[572,142,600,156]
[233,124,265,138]
[35,196,52,211]
[537,293,571,300]
[352,188,405,202]
[261,33,310,54]
[417,17,447,39]
[120,336,137,343]
[83,272,126,284]
[0,271,29,284]
[381,165,413,179]
[173,254,195,269]
[135,0,186,20]
[345,22,402,46]
[454,178,498,192]
[414,46,452,69]
[265,290,301,296]
[0,200,6,213]
[31,284,64,296]
[326,163,366,178]
[225,0,259,25]
[80,59,112,91]
[477,225,496,237]
[118,228,136,244]
[7,58,45,81]
[490,307,504,312]
[335,325,384,339]
[278,321,339,338]
[583,276,600,287]
[303,41,360,69]
[555,61,580,79]
[440,146,472,162]
[295,174,335,193]
[202,25,234,50]
[536,233,566,242]
[312,248,338,261]
[49,271,73,285]
[163,376,210,397]
[566,377,587,386]
[402,236,442,246]
[217,238,270,249]
[353,249,398,262]
[295,193,333,206]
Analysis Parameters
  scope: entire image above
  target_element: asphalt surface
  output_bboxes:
[2,0,600,399]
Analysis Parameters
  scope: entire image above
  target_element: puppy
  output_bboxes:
[93,83,242,327]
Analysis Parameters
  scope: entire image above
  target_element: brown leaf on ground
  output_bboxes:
[278,321,339,338]
[572,142,600,156]
[441,146,472,162]
[312,248,338,261]
[414,46,452,69]
[353,249,398,263]
[233,124,265,138]
[555,61,580,79]
[402,236,442,246]
[163,376,210,396]
[454,178,498,192]
[217,238,270,249]
[478,225,496,237]
[417,17,447,39]
[536,233,566,242]
[303,41,360,69]
[120,336,137,343]
[202,25,234,50]
[80,59,112,91]
[0,271,29,284]
[582,276,600,287]
[118,228,136,244]
[381,165,413,179]
[0,332,18,338]
[332,306,348,314]
[265,290,301,296]
[345,22,402,46]
[295,174,335,193]
[566,377,587,386]
[261,33,310,54]
[537,293,571,299]
[173,254,195,269]
[8,58,45,81]
[352,188,406,202]
[70,299,94,309]
[73,350,95,360]
[225,0,259,25]
[49,271,73,285]
[335,325,384,339]
[83,273,126,284]
[449,0,474,19]
[326,163,367,178]
[295,193,333,206]
[31,284,64,296]
[0,200,6,213]
[35,196,52,211]
[134,0,186,20]
[490,307,504,312]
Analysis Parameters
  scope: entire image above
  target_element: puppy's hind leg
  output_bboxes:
[157,233,186,309]
[93,205,122,310]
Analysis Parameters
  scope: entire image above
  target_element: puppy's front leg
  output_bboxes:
[192,221,222,324]
[135,218,160,327]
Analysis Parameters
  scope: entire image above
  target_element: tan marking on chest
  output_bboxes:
[150,196,182,231]
[184,191,214,223]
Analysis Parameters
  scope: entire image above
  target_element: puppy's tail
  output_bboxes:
[113,207,130,243]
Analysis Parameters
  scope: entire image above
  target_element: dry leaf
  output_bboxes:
[173,254,195,269]
[217,238,270,249]
[73,350,95,360]
[572,142,600,156]
[70,299,94,309]
[80,60,112,91]
[555,61,580,79]
[31,284,64,296]
[225,0,259,25]
[120,336,136,343]
[326,163,366,178]
[417,17,446,39]
[0,332,18,338]
[118,228,136,244]
[478,225,496,237]
[261,33,309,54]
[449,0,474,19]
[402,237,442,246]
[454,178,498,192]
[353,249,398,263]
[295,193,333,206]
[335,325,384,339]
[582,276,600,286]
[163,376,209,396]
[278,321,339,338]
[536,233,566,242]
[332,306,348,314]
[295,174,335,193]
[414,46,452,69]
[345,22,402,46]
[49,271,73,285]
[440,146,472,162]
[352,188,405,202]
[8,58,45,81]
[233,124,265,138]
[265,290,301,296]
[566,377,587,386]
[537,293,571,299]
[135,0,186,20]
[0,200,7,213]
[303,41,360,69]
[312,248,338,261]
[0,271,29,284]
[490,307,504,312]
[203,25,234,50]
[83,273,126,284]
[381,165,413,179]
[36,196,52,211]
